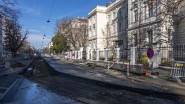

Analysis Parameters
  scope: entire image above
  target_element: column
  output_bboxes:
[86,47,90,60]
[91,50,93,60]
[80,47,84,60]
[96,49,99,61]
[130,47,136,65]
[116,47,120,63]
[104,48,108,62]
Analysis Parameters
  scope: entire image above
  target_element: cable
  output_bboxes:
[48,0,56,20]
[41,0,56,48]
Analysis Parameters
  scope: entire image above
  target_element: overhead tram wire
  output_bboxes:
[41,0,56,48]
[47,0,56,22]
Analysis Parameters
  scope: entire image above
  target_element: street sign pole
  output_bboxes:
[147,47,154,73]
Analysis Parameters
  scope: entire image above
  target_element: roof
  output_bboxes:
[61,24,68,30]
[73,18,88,23]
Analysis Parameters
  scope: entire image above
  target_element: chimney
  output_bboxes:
[106,2,112,7]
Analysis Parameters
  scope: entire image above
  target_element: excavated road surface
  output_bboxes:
[26,58,185,104]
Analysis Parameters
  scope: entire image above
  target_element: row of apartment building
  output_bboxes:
[47,0,185,63]
[88,0,185,51]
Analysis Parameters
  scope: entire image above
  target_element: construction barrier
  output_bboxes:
[170,61,185,83]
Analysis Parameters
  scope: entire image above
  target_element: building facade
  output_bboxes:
[88,0,128,52]
[127,0,185,65]
[127,0,172,49]
[173,0,185,46]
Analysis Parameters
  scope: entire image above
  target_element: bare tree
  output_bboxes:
[68,21,88,49]
[102,23,110,49]
[0,0,19,19]
[4,18,29,57]
[18,41,34,53]
[55,16,73,33]
[57,17,88,50]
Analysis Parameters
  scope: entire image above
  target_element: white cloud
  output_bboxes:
[29,29,41,33]
[27,34,51,49]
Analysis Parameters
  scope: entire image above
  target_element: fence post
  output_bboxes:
[80,47,83,60]
[96,49,99,61]
[86,47,90,60]
[104,48,108,62]
[153,45,159,68]
[75,51,77,59]
[130,47,136,65]
[116,47,120,63]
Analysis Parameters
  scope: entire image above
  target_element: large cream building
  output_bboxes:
[88,0,128,51]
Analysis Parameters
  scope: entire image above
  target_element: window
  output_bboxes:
[93,16,96,23]
[148,4,153,17]
[134,10,138,22]
[148,30,153,44]
[93,24,95,29]
[113,12,116,19]
[108,15,111,22]
[119,10,121,17]
[113,25,115,34]
[119,23,121,32]
[134,34,138,46]
[156,1,160,14]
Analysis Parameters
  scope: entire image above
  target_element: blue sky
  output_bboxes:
[16,0,114,49]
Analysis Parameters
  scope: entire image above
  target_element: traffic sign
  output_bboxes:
[147,47,154,59]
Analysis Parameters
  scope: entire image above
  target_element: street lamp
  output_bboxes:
[47,19,50,23]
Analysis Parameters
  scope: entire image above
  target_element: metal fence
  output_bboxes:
[99,50,104,61]
[135,48,148,64]
[173,45,185,61]
[107,50,116,61]
[123,45,185,66]
[122,49,130,62]
[170,61,185,83]
[92,50,96,60]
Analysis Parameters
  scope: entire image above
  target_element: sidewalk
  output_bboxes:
[0,59,34,76]
[0,58,34,100]
[44,57,185,96]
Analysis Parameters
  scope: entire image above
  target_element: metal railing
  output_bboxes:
[170,61,185,83]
